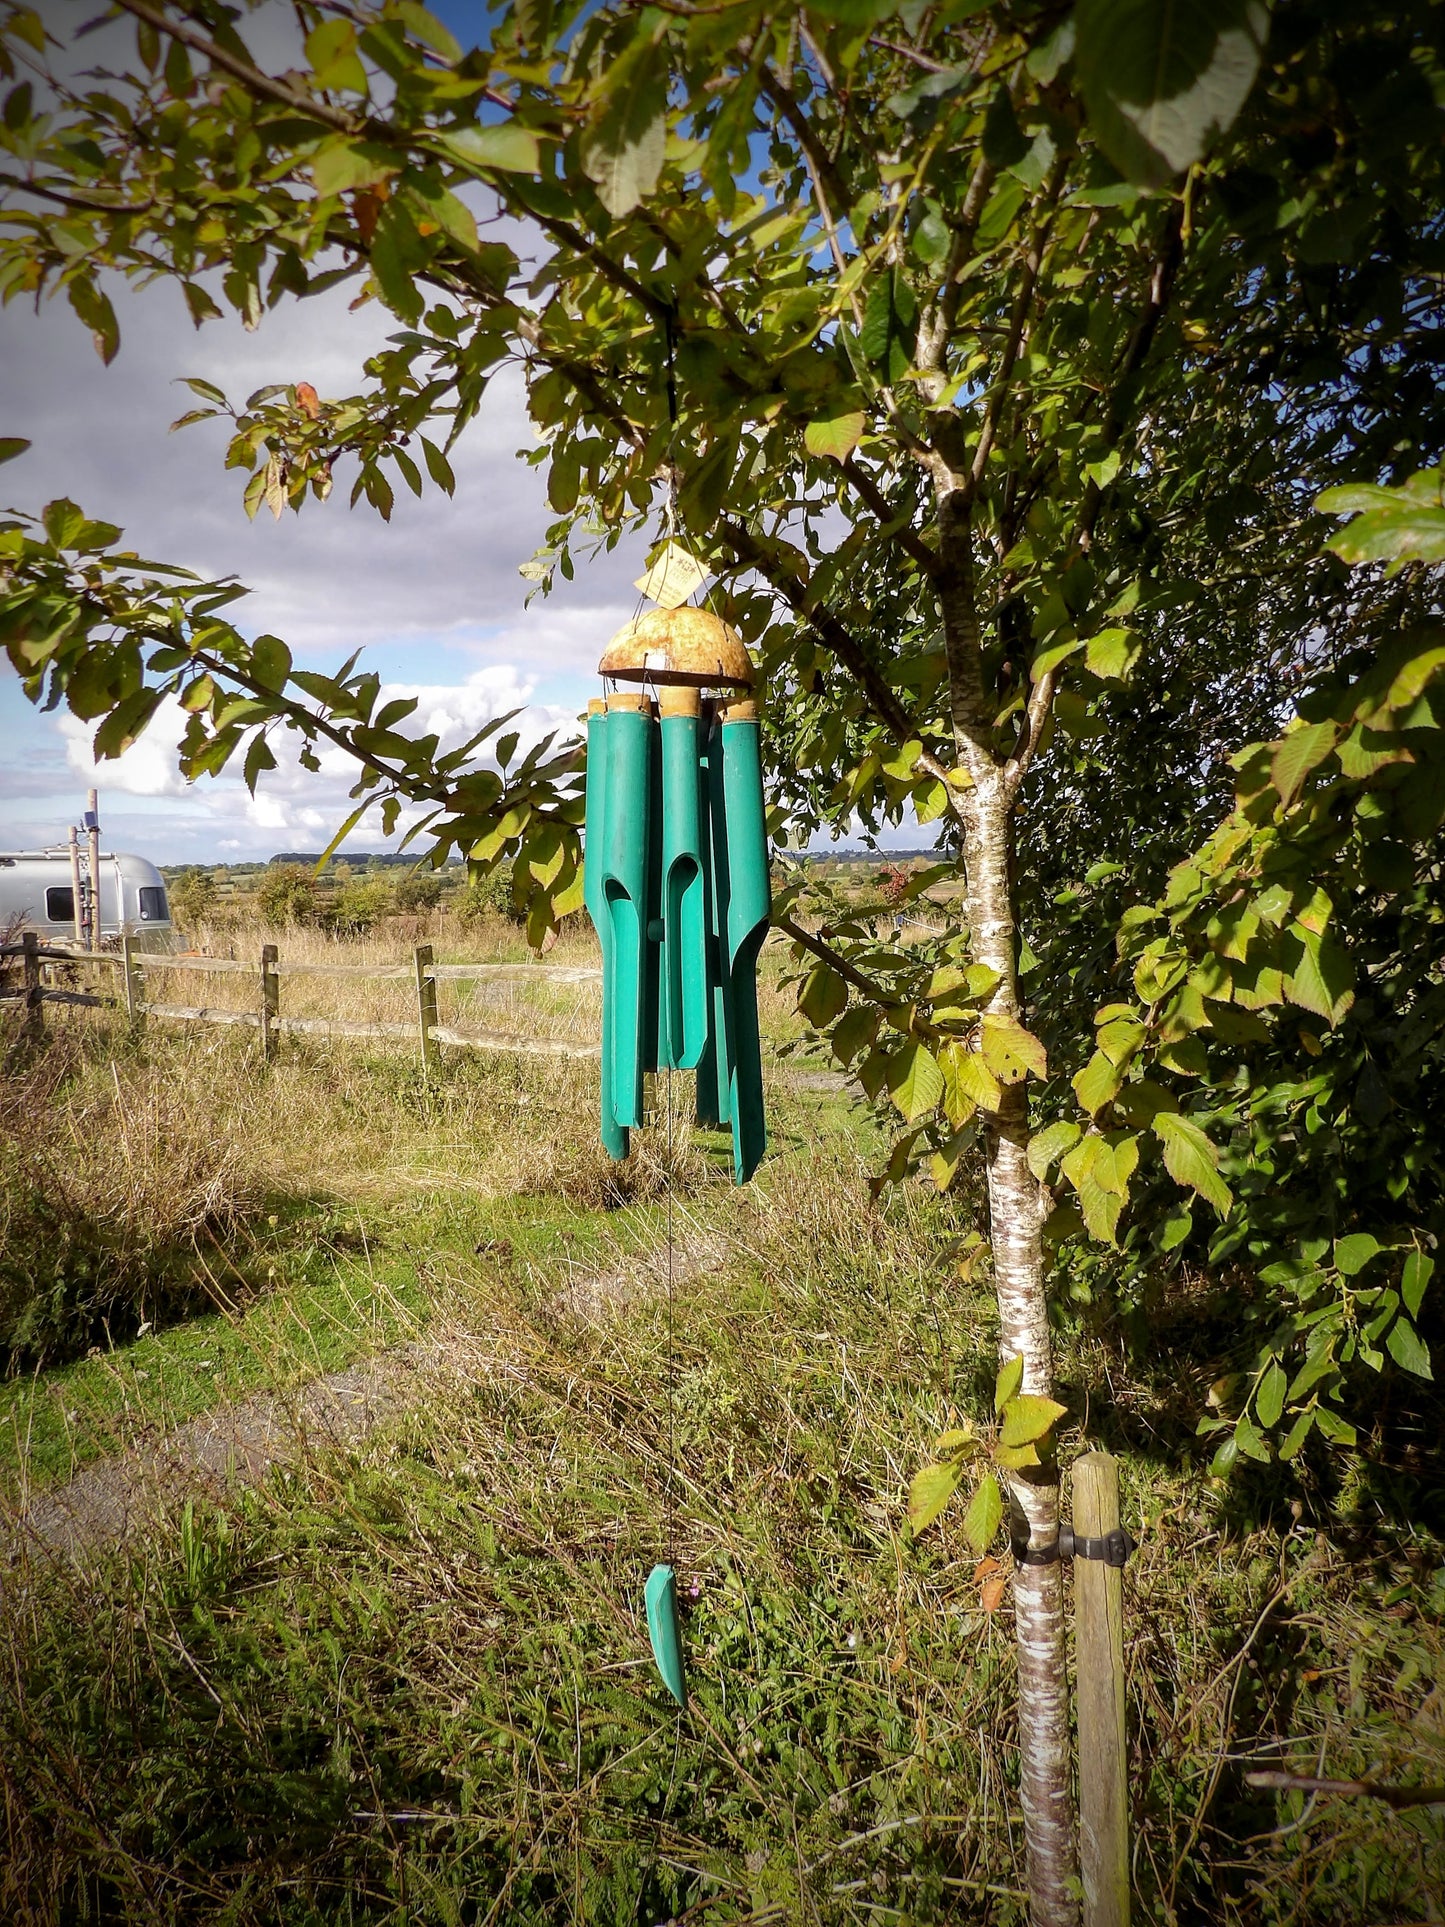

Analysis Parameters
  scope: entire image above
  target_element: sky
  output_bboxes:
[0,1,918,867]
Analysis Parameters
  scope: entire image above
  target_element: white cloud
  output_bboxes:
[59,699,192,797]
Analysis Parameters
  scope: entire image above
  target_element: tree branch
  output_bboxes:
[839,456,941,581]
[717,514,919,748]
[1004,664,1057,794]
[776,912,899,1007]
[111,0,355,131]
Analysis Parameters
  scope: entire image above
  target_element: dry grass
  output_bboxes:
[156,911,606,1049]
[0,1027,268,1363]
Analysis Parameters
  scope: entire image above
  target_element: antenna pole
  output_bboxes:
[67,825,84,949]
[85,789,101,953]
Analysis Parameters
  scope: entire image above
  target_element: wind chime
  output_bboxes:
[582,562,772,1710]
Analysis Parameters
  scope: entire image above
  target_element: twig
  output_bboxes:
[1243,1769,1445,1813]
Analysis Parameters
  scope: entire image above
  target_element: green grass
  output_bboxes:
[3,1018,1445,1924]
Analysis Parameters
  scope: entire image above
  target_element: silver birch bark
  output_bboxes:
[935,478,1079,1925]
[963,772,1076,1927]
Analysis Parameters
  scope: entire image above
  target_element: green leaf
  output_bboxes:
[999,1394,1068,1448]
[859,268,918,386]
[907,1460,960,1533]
[1284,925,1354,1026]
[1027,1119,1082,1179]
[804,410,866,463]
[311,139,399,196]
[0,437,30,466]
[831,1004,879,1065]
[1084,626,1140,683]
[1386,1317,1433,1380]
[1152,1111,1232,1216]
[885,1040,945,1123]
[251,634,291,693]
[1402,1249,1434,1320]
[1075,0,1270,186]
[1255,1359,1286,1428]
[1072,1049,1124,1116]
[1333,1232,1380,1277]
[582,103,666,217]
[437,123,541,175]
[421,437,456,495]
[960,1473,1004,1555]
[1270,718,1338,804]
[1278,1410,1315,1461]
[306,18,367,92]
[799,964,848,1027]
[995,1353,1024,1414]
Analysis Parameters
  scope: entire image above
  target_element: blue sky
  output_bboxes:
[0,0,918,867]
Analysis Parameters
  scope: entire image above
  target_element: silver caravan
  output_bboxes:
[0,848,174,949]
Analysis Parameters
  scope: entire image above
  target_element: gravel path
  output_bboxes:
[3,1240,720,1564]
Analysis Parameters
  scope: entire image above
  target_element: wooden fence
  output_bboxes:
[0,933,601,1065]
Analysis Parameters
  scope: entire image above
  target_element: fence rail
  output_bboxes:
[0,935,600,1064]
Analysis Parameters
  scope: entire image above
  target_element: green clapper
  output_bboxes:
[644,1562,687,1708]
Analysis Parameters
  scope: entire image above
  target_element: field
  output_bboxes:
[1,912,1442,1924]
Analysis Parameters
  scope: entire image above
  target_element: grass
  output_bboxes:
[2,926,1444,1924]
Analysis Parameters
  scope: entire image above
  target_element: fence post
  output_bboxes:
[122,930,140,1027]
[1074,1450,1130,1927]
[260,942,279,1060]
[414,943,439,1076]
[21,930,43,1045]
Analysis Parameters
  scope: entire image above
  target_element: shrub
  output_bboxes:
[168,867,218,931]
[327,875,393,935]
[393,873,444,914]
[454,864,522,927]
[255,864,321,928]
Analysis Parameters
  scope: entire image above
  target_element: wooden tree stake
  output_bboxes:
[260,943,279,1061]
[1074,1450,1130,1927]
[414,943,439,1076]
[21,929,43,1045]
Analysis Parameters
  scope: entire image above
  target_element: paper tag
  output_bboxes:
[634,541,708,610]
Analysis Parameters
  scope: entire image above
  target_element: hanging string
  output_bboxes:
[665,1058,676,1564]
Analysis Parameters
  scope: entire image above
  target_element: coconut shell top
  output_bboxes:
[598,606,755,688]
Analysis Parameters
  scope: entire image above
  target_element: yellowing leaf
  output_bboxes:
[940,1040,1002,1119]
[995,1353,1024,1413]
[1072,1048,1124,1115]
[634,540,708,609]
[804,409,866,462]
[1027,1119,1082,1178]
[438,122,541,175]
[980,1014,1048,1084]
[998,1394,1068,1447]
[907,1460,960,1533]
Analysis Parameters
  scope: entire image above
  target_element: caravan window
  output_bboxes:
[138,886,168,921]
[45,886,74,923]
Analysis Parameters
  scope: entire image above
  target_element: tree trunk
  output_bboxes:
[965,770,1078,1927]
